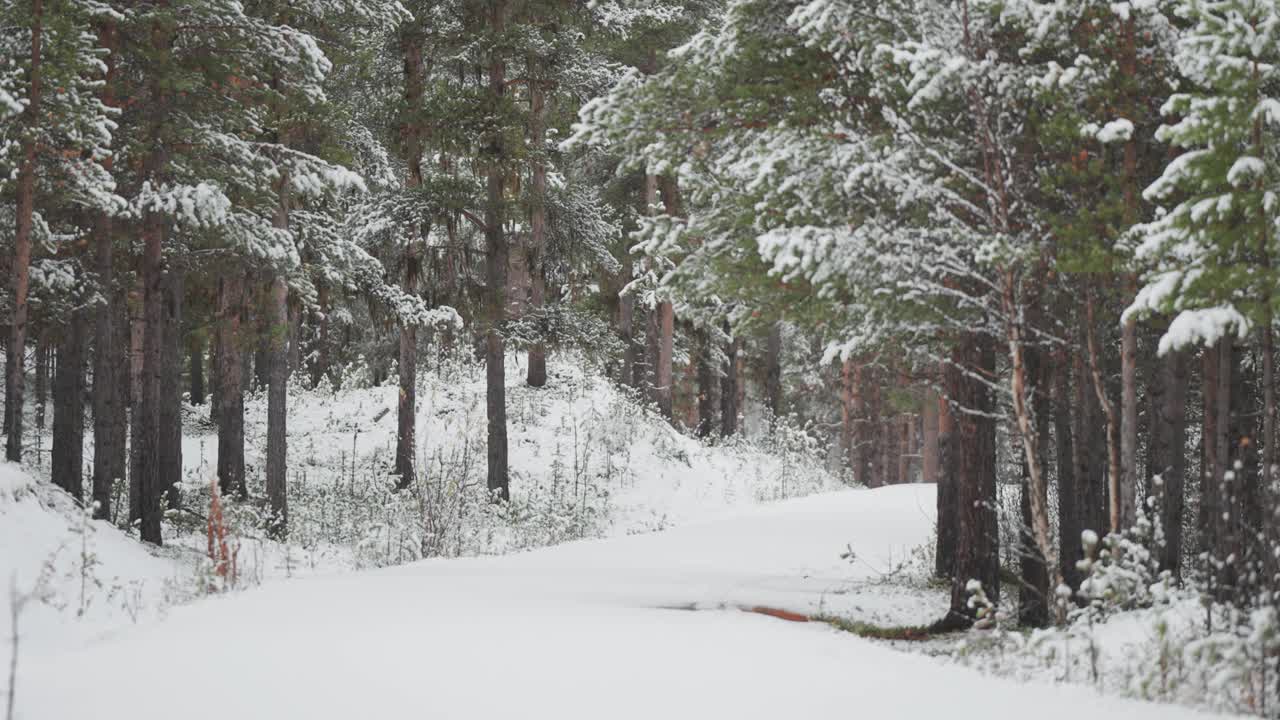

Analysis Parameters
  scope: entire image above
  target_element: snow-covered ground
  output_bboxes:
[0,464,197,653]
[0,358,1241,718]
[6,475,1227,719]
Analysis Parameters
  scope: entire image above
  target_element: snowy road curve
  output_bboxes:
[17,486,1223,719]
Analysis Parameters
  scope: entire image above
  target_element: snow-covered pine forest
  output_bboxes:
[3,0,1280,717]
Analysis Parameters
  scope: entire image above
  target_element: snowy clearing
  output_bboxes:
[9,482,1225,720]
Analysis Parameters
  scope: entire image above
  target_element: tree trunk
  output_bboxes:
[1119,311,1139,531]
[865,370,884,488]
[1200,342,1220,560]
[884,400,901,484]
[262,87,290,532]
[1016,340,1050,628]
[159,266,183,511]
[851,362,867,484]
[128,12,171,535]
[209,318,221,424]
[1147,347,1188,579]
[34,336,48,432]
[658,178,685,429]
[241,342,254,395]
[216,275,246,499]
[1083,357,1110,538]
[1217,340,1236,597]
[1259,235,1277,607]
[642,173,667,414]
[526,57,548,389]
[5,0,43,463]
[188,332,204,406]
[935,390,956,580]
[632,306,650,391]
[1084,289,1123,533]
[1018,457,1049,625]
[1054,349,1081,591]
[1226,342,1258,602]
[696,328,715,438]
[395,24,425,471]
[287,297,301,375]
[1263,318,1277,538]
[52,311,86,500]
[92,166,122,520]
[721,321,739,437]
[254,310,270,392]
[841,359,855,480]
[1117,16,1141,534]
[484,0,510,501]
[137,17,172,540]
[633,316,652,397]
[312,282,330,389]
[526,254,547,387]
[644,172,659,214]
[1204,339,1238,601]
[943,332,999,627]
[1143,329,1166,484]
[921,388,939,486]
[655,302,674,419]
[646,305,659,403]
[396,17,422,492]
[765,321,783,423]
[1003,275,1054,623]
[2,357,6,438]
[1263,313,1277,596]
[1252,96,1276,599]
[128,273,144,524]
[110,287,128,514]
[265,197,289,536]
[682,354,699,431]
[396,253,418,488]
[897,372,913,485]
[619,294,636,388]
[137,209,165,546]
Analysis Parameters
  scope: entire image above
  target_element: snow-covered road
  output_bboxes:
[15,485,1222,719]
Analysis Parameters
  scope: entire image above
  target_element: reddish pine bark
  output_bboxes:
[6,0,44,462]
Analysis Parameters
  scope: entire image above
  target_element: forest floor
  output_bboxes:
[0,357,1236,718]
[5,476,1224,719]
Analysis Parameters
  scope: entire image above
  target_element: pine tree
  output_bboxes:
[99,0,368,542]
[1130,0,1280,599]
[1,0,120,463]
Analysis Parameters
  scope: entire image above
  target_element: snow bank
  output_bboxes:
[0,462,192,654]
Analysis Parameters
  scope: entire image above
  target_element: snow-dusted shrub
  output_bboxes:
[714,413,841,504]
[754,414,831,500]
[1016,501,1175,689]
[504,303,626,375]
[412,432,611,560]
[495,474,610,552]
[947,580,1028,672]
[966,579,1001,629]
[1181,605,1280,715]
[332,354,378,390]
[941,482,1280,717]
[1077,501,1173,615]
